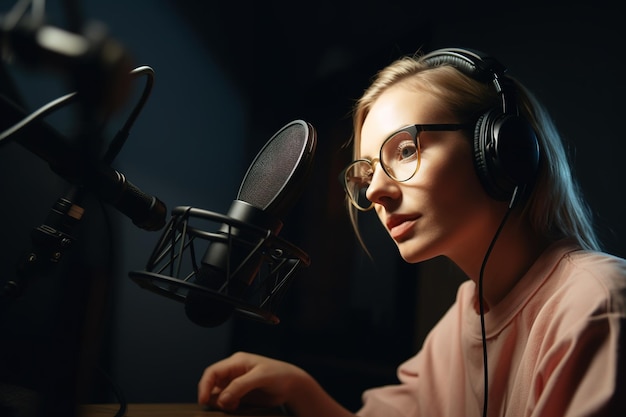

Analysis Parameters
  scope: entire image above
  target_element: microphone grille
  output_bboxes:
[237,120,316,216]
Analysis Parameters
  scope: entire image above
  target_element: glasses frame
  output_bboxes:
[341,123,473,211]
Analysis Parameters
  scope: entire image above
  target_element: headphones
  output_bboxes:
[422,48,540,204]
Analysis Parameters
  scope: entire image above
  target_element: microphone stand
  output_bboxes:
[0,6,129,414]
[0,89,98,303]
[2,185,85,301]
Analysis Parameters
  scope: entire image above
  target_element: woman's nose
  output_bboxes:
[365,164,400,206]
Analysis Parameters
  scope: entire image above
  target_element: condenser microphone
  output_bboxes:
[183,120,316,327]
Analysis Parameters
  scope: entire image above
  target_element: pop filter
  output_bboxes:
[238,119,316,216]
[130,120,316,326]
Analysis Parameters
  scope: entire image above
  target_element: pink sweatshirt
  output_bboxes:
[357,240,626,417]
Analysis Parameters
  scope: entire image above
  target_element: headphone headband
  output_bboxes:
[423,48,506,84]
[423,47,514,111]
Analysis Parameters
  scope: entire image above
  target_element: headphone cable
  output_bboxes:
[478,187,517,417]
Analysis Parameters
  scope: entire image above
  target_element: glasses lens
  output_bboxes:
[381,129,419,182]
[344,160,374,210]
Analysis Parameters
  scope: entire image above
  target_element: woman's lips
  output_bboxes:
[387,215,419,240]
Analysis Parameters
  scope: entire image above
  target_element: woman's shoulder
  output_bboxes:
[555,245,626,313]
[562,247,626,286]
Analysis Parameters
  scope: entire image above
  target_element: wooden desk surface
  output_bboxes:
[78,403,287,417]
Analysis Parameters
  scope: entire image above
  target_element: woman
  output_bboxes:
[197,48,626,417]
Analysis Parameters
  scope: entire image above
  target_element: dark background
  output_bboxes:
[1,1,624,415]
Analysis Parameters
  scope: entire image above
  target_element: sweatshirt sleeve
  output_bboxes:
[528,292,626,416]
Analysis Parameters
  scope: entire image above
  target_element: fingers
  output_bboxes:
[197,366,216,406]
[198,352,294,412]
[212,365,266,410]
[198,352,347,417]
[197,352,256,409]
[198,356,233,405]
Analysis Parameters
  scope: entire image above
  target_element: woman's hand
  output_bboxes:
[198,351,355,417]
[198,351,311,412]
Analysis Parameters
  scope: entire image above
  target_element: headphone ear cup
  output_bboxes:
[474,110,505,200]
[473,109,540,201]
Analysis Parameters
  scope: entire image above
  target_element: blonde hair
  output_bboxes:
[348,53,601,252]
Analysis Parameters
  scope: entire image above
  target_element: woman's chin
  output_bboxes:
[396,242,436,264]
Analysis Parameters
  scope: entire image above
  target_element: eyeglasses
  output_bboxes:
[340,123,472,211]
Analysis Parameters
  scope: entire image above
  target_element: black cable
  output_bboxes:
[97,366,127,417]
[0,66,155,153]
[102,66,154,165]
[123,66,155,133]
[478,188,517,417]
[0,92,78,144]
